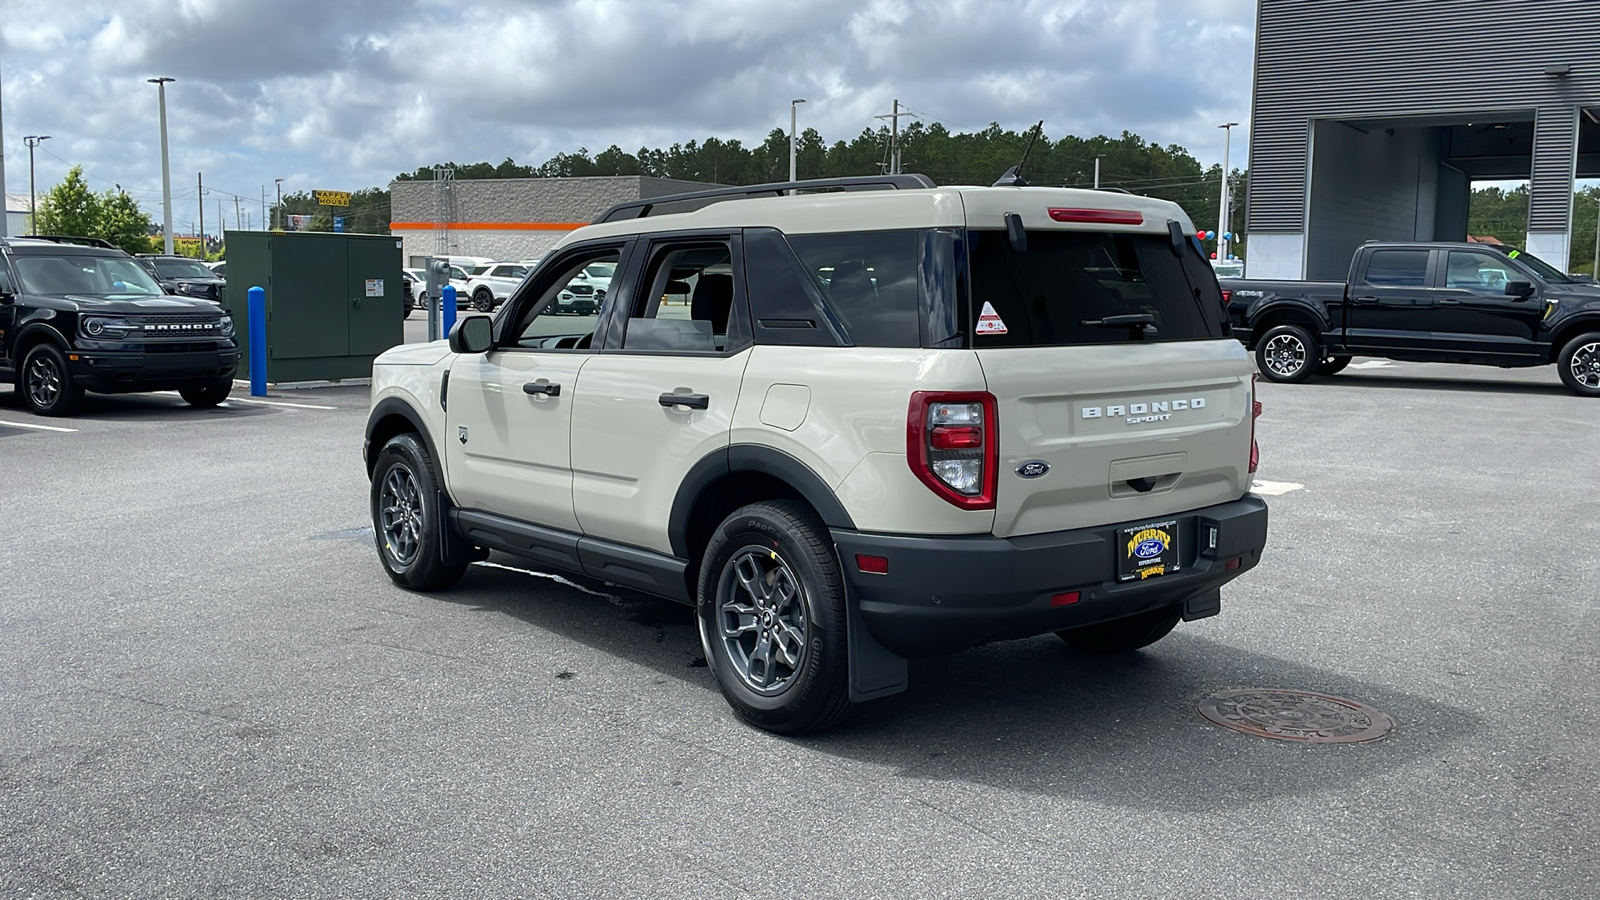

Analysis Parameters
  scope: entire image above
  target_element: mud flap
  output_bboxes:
[438,493,489,567]
[1182,586,1221,621]
[844,581,909,702]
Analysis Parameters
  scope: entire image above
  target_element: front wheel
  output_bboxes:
[1056,604,1182,653]
[20,343,84,417]
[471,289,494,312]
[697,501,852,734]
[179,378,233,407]
[1255,324,1319,383]
[1557,331,1600,397]
[1316,355,1352,376]
[370,433,468,591]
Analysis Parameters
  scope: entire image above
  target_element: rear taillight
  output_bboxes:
[908,391,997,510]
[1248,374,1262,474]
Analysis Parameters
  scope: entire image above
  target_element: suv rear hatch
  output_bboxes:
[961,199,1254,538]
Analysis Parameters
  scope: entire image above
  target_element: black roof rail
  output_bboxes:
[18,234,118,249]
[593,174,937,224]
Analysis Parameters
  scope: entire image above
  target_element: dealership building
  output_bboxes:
[389,175,718,267]
[1246,0,1600,280]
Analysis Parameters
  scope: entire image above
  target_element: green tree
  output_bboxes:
[34,166,158,255]
[98,190,159,255]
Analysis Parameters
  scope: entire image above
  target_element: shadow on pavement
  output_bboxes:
[447,554,1482,812]
[1318,371,1570,396]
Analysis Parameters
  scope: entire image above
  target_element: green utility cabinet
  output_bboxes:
[226,231,404,383]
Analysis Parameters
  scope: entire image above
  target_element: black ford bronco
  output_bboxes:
[0,236,240,416]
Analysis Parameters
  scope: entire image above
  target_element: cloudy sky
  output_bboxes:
[0,0,1256,235]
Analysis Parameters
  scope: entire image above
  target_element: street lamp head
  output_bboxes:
[1219,121,1239,129]
[792,98,806,106]
[148,76,176,85]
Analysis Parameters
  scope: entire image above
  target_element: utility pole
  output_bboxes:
[234,196,243,231]
[789,98,806,189]
[875,99,911,175]
[274,178,284,230]
[1093,155,1103,189]
[260,185,266,230]
[196,172,204,257]
[1217,122,1239,262]
[23,136,50,232]
[0,46,9,237]
[149,77,177,255]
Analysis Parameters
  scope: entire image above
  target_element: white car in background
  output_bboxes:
[555,260,616,315]
[459,261,531,312]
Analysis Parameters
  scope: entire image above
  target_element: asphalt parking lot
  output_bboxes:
[2,359,1597,899]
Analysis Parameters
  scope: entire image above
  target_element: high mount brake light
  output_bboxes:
[1048,208,1144,225]
[907,392,997,510]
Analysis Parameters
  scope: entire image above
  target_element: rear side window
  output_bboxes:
[788,231,922,348]
[967,230,1223,347]
[1363,250,1429,286]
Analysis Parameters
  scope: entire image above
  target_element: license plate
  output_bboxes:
[1117,520,1179,582]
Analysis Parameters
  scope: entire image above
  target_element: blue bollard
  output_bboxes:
[247,286,267,397]
[442,284,457,338]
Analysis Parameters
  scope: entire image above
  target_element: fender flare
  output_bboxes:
[667,444,857,559]
[12,322,71,356]
[364,396,444,477]
[1249,299,1333,340]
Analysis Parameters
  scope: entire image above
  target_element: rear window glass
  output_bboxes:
[788,230,921,348]
[967,230,1223,347]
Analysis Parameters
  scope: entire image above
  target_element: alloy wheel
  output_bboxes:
[1572,341,1600,389]
[717,547,810,694]
[379,464,424,566]
[1263,333,1306,378]
[25,355,61,409]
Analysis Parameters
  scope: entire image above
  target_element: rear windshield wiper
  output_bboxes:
[1080,314,1155,328]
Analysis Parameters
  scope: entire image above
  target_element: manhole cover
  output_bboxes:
[1197,689,1395,744]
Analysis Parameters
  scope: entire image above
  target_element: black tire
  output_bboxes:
[20,343,84,417]
[471,289,494,312]
[1056,604,1182,653]
[179,378,233,407]
[1255,324,1319,383]
[1556,331,1600,397]
[1315,355,1352,376]
[404,295,416,319]
[370,433,469,592]
[696,500,853,734]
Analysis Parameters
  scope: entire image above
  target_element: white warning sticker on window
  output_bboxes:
[975,301,1009,335]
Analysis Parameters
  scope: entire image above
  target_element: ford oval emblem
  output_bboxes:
[1134,538,1166,559]
[1015,460,1050,479]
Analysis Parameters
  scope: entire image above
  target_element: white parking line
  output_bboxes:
[224,397,338,410]
[0,419,79,433]
[1251,480,1305,496]
[1349,360,1392,369]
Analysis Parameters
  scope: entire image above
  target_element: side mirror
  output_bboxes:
[1504,280,1535,300]
[448,314,493,353]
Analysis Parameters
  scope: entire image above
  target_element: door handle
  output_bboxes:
[1353,296,1378,305]
[523,381,561,396]
[659,392,710,410]
[1435,298,1460,305]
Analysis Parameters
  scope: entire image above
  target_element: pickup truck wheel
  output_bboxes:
[1557,331,1600,397]
[21,343,84,417]
[371,433,468,592]
[179,378,233,407]
[1315,355,1352,376]
[696,501,852,734]
[1056,604,1182,653]
[471,288,494,312]
[1256,324,1318,383]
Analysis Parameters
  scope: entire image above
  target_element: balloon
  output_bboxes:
[1223,231,1233,241]
[1210,252,1218,259]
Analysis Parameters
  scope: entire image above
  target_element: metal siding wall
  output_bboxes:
[1530,106,1579,231]
[1249,0,1600,233]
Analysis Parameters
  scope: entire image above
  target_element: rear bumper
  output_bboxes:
[69,347,239,393]
[831,495,1268,657]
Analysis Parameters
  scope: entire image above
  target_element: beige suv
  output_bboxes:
[363,175,1269,734]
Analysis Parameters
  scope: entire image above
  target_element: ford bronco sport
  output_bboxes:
[363,175,1269,733]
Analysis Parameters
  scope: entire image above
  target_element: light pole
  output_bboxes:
[22,135,50,232]
[1217,122,1239,262]
[274,178,284,230]
[1093,154,1104,189]
[149,77,176,254]
[1592,193,1599,279]
[789,98,806,188]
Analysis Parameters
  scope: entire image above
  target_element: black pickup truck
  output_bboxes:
[1221,241,1600,396]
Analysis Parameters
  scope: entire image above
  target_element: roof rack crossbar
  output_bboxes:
[19,235,118,249]
[593,174,936,224]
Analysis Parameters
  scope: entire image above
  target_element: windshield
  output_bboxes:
[1504,248,1574,284]
[15,254,166,296]
[153,259,215,279]
[583,263,616,279]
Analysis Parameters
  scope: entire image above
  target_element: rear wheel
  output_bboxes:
[697,501,852,734]
[471,288,494,312]
[1255,324,1319,383]
[1056,604,1182,653]
[20,343,84,417]
[1557,331,1600,397]
[179,378,233,407]
[1315,355,1352,376]
[370,433,468,591]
